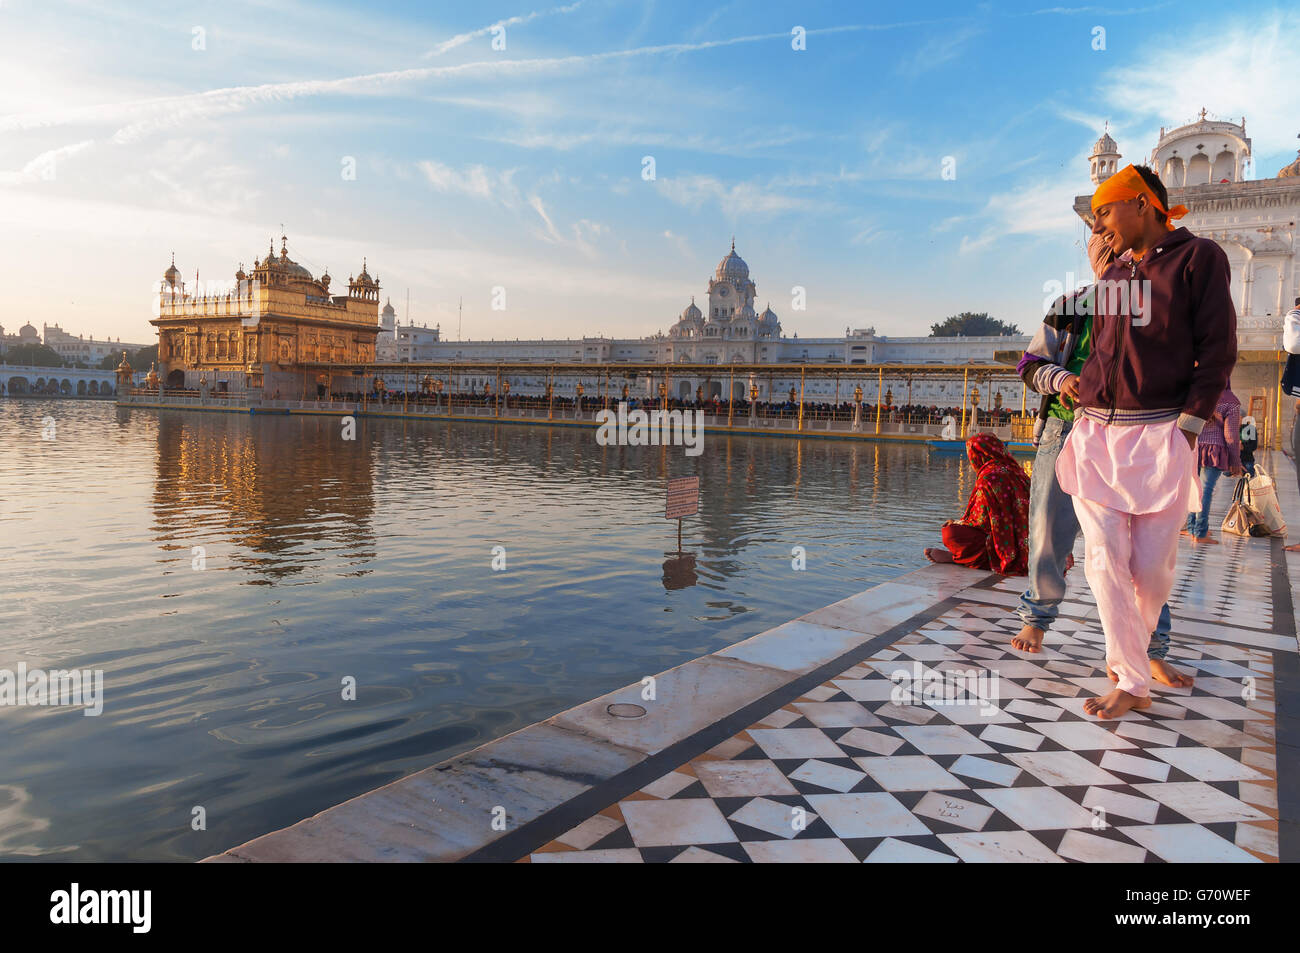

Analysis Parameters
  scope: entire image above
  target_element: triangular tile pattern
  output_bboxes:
[523,601,1279,863]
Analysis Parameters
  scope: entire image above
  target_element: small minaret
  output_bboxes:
[1090,123,1122,185]
[115,351,134,394]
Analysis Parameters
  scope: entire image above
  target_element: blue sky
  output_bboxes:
[2,0,1298,345]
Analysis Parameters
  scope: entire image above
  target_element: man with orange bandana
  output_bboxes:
[1055,164,1236,718]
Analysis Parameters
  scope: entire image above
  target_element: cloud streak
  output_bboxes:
[0,141,94,186]
[0,18,968,141]
[423,3,586,58]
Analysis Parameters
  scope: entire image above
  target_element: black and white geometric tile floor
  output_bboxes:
[522,459,1294,864]
[524,597,1279,863]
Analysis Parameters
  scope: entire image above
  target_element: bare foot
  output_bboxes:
[1083,688,1152,719]
[1193,535,1220,545]
[1149,659,1193,688]
[925,548,954,564]
[1012,624,1044,653]
[1108,659,1193,688]
[1179,528,1191,537]
[1285,543,1300,553]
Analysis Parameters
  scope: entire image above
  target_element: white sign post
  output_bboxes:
[666,475,699,553]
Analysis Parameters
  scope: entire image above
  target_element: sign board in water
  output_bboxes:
[666,476,699,520]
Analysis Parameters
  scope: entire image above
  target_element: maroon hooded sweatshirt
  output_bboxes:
[1077,226,1237,434]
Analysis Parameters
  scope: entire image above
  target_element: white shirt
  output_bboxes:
[1285,307,1300,354]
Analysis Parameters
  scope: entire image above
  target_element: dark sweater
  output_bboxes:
[1078,227,1237,433]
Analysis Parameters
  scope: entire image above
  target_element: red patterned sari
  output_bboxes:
[941,433,1031,575]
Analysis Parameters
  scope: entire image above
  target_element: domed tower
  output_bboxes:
[1149,109,1250,187]
[1089,126,1121,186]
[348,258,380,301]
[706,239,756,325]
[670,297,703,338]
[381,297,397,336]
[162,253,182,294]
[757,303,781,339]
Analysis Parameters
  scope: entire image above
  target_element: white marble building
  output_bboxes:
[384,242,1029,406]
[41,322,152,364]
[375,298,442,363]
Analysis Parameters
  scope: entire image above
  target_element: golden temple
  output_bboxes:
[151,236,380,394]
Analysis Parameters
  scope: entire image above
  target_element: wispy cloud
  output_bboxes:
[654,174,821,215]
[663,229,692,258]
[897,25,985,77]
[958,172,1088,254]
[423,3,586,58]
[848,219,891,246]
[417,160,521,205]
[0,20,967,142]
[1027,3,1173,14]
[528,194,563,241]
[1098,11,1300,158]
[0,141,94,186]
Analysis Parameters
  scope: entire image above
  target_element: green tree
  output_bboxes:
[2,342,67,367]
[129,344,159,371]
[97,345,157,371]
[929,312,1021,337]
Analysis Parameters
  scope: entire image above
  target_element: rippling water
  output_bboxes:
[0,398,986,861]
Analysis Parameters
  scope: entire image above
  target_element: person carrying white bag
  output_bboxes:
[1280,296,1300,550]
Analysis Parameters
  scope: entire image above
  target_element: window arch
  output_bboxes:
[1212,149,1235,183]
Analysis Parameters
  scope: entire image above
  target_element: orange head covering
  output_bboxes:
[1090,164,1188,231]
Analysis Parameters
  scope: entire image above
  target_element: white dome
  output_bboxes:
[715,241,749,281]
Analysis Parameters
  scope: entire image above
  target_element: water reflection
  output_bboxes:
[662,553,698,590]
[151,414,377,581]
[0,400,978,860]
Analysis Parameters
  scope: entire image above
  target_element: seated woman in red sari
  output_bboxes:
[925,433,1031,574]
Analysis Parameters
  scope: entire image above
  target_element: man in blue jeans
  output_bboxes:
[1009,233,1192,688]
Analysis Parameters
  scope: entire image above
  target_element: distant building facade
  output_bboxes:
[0,322,41,351]
[390,242,1028,405]
[41,323,151,364]
[375,298,442,363]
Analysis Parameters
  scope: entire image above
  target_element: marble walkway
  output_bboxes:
[208,453,1300,864]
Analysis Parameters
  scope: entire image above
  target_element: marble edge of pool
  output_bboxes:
[201,562,989,863]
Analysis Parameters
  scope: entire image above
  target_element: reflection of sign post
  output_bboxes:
[666,476,699,553]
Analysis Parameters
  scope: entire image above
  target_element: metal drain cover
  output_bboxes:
[606,703,647,719]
